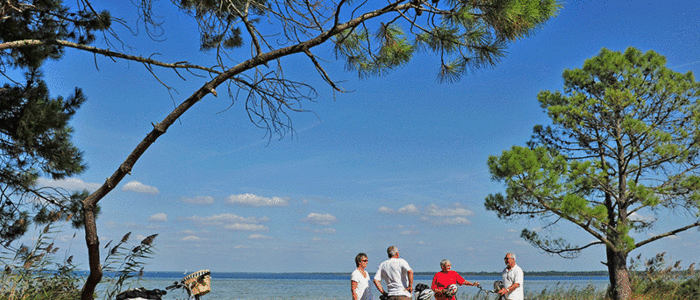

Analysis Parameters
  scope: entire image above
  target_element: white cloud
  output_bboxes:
[183,196,214,205]
[227,193,289,207]
[187,213,269,226]
[414,204,474,226]
[629,212,655,222]
[225,223,269,231]
[249,234,272,239]
[148,213,167,222]
[122,181,159,195]
[304,213,337,226]
[379,203,473,226]
[398,204,419,214]
[187,213,270,231]
[300,227,337,234]
[428,216,471,225]
[182,236,202,241]
[378,206,393,213]
[425,203,473,217]
[37,177,102,192]
[378,204,418,215]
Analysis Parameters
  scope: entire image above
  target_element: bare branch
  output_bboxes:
[0,39,221,74]
[635,221,700,249]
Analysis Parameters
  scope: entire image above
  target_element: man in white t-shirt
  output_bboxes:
[498,252,524,300]
[373,246,414,300]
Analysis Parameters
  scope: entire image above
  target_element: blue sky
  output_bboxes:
[27,0,700,273]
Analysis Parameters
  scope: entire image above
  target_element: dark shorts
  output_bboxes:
[387,296,411,300]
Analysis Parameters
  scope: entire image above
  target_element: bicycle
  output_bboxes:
[116,269,212,300]
[473,281,506,300]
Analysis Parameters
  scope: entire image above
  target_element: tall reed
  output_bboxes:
[0,224,81,300]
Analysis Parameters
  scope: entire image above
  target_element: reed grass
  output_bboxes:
[0,223,158,300]
[0,224,81,300]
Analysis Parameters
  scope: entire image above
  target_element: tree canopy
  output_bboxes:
[2,0,562,298]
[0,0,110,242]
[486,47,700,300]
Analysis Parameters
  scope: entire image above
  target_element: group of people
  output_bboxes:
[351,246,523,300]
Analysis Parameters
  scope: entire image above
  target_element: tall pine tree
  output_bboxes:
[0,0,110,241]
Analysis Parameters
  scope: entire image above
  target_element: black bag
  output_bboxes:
[415,283,430,293]
[116,287,167,300]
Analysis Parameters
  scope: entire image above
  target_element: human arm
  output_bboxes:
[351,280,359,300]
[456,273,478,286]
[431,273,443,295]
[373,279,386,295]
[459,278,479,287]
[498,282,520,295]
[498,268,522,296]
[407,269,414,293]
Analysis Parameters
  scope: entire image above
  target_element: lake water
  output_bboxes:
[103,272,609,299]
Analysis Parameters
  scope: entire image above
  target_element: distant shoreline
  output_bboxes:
[100,270,609,277]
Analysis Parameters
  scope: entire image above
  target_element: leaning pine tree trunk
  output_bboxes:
[606,247,632,300]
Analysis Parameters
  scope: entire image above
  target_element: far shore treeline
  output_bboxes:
[101,270,610,277]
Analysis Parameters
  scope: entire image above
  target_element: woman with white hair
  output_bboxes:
[430,259,479,300]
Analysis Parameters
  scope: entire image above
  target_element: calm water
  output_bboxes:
[101,272,609,300]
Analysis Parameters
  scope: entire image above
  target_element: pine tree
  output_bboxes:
[0,0,110,241]
[487,47,700,300]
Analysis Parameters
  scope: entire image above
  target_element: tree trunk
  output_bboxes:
[81,205,101,300]
[606,246,632,300]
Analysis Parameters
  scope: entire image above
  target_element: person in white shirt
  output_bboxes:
[351,253,374,300]
[373,246,414,300]
[498,253,524,300]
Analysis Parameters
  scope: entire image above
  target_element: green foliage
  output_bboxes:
[175,0,266,50]
[328,0,561,82]
[0,0,111,68]
[0,224,81,300]
[526,283,605,300]
[628,252,700,300]
[0,0,110,244]
[487,47,700,299]
[0,69,92,241]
